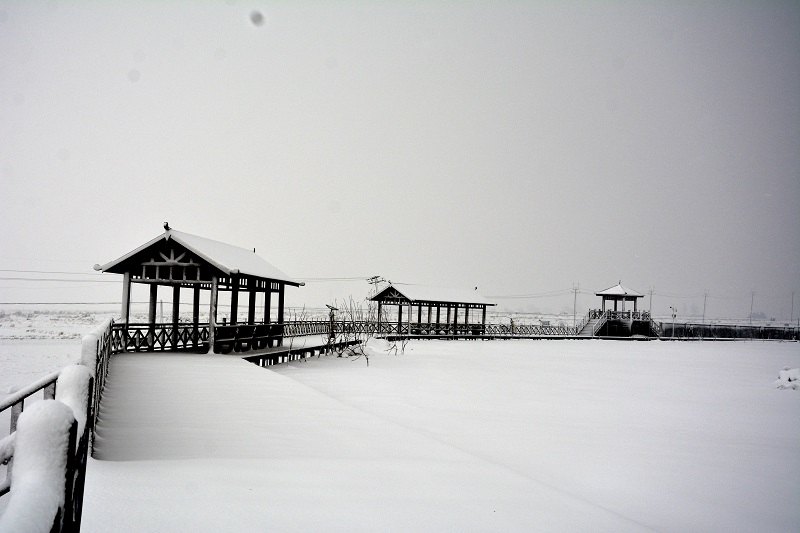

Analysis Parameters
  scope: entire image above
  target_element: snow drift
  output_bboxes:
[774,367,800,390]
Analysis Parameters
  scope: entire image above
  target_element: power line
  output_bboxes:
[0,277,118,283]
[0,269,105,276]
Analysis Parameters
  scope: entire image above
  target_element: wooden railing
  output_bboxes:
[1,372,61,497]
[110,323,209,353]
[1,368,94,531]
[109,316,688,355]
[592,311,609,336]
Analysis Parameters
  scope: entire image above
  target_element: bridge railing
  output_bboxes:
[0,366,95,531]
[111,323,209,353]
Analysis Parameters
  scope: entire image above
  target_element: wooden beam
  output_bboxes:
[193,285,200,349]
[277,284,285,323]
[248,288,257,324]
[208,276,218,353]
[148,283,157,350]
[121,272,131,325]
[397,303,403,332]
[277,284,285,347]
[230,275,240,325]
[172,285,180,349]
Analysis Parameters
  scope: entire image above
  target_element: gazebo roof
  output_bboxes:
[371,284,495,306]
[595,283,643,298]
[97,229,301,286]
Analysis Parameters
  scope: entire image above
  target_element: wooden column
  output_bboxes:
[436,306,441,327]
[148,283,158,350]
[277,284,285,323]
[277,284,285,347]
[452,304,458,335]
[377,301,382,330]
[208,276,218,353]
[446,305,451,333]
[397,303,403,333]
[482,306,487,334]
[120,272,131,325]
[248,281,257,325]
[230,275,239,325]
[464,306,470,327]
[427,305,432,324]
[172,285,180,349]
[264,289,272,323]
[192,285,200,349]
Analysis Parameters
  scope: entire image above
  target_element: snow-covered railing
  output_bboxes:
[0,320,108,532]
[81,318,114,446]
[0,366,93,532]
[660,322,799,341]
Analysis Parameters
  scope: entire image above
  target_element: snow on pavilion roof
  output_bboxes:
[372,284,496,306]
[97,229,301,286]
[595,283,644,298]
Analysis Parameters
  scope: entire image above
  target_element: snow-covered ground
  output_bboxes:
[76,339,799,532]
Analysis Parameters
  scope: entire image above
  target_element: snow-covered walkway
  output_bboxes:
[82,341,800,532]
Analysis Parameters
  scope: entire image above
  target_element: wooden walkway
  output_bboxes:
[238,335,360,367]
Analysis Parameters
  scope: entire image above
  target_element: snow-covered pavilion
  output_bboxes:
[95,226,302,353]
[370,284,496,335]
[595,282,644,312]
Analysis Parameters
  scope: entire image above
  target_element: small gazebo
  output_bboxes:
[95,227,302,353]
[595,282,644,313]
[370,284,495,335]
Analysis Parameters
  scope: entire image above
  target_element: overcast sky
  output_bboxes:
[1,1,798,320]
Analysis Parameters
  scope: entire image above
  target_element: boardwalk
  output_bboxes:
[81,349,659,532]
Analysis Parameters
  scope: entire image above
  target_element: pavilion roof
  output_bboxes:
[97,229,301,286]
[595,283,644,298]
[371,284,496,306]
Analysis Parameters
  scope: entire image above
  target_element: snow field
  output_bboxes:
[80,340,799,532]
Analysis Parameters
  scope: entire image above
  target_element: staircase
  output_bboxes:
[577,317,603,337]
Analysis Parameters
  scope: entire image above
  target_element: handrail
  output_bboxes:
[574,313,592,335]
[592,311,609,336]
[0,370,61,413]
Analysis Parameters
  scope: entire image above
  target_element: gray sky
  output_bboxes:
[1,1,798,321]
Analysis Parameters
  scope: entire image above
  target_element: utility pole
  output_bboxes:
[750,291,755,325]
[573,283,579,327]
[791,290,795,323]
[670,306,677,338]
[702,291,707,325]
[648,286,654,313]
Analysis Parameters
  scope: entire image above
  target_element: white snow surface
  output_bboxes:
[0,400,74,533]
[81,340,800,532]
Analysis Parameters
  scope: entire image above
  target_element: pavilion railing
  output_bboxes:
[588,310,651,321]
[111,323,210,353]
